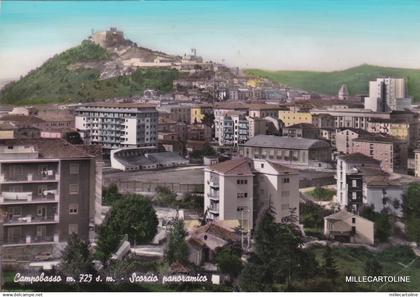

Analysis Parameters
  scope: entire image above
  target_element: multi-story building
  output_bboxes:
[364,77,412,112]
[352,134,408,174]
[215,112,249,146]
[311,106,390,130]
[239,135,332,169]
[204,158,299,230]
[157,104,191,124]
[247,117,268,139]
[278,107,312,127]
[335,128,373,154]
[363,175,403,217]
[367,118,416,147]
[0,139,96,256]
[336,153,381,211]
[190,104,213,124]
[75,103,158,149]
[248,104,280,119]
[282,123,320,139]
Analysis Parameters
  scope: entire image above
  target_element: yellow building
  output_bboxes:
[246,78,262,88]
[0,122,15,139]
[191,104,212,124]
[278,110,312,127]
[367,119,412,144]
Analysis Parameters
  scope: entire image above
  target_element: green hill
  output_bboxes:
[246,64,420,101]
[0,41,180,105]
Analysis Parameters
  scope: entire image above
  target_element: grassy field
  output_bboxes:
[0,41,180,105]
[310,245,420,292]
[246,64,420,101]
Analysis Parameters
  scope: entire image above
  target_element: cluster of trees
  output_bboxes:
[189,144,217,160]
[360,205,392,243]
[299,202,332,237]
[166,219,189,264]
[96,195,158,261]
[308,187,336,201]
[153,186,203,211]
[404,183,420,243]
[239,207,320,291]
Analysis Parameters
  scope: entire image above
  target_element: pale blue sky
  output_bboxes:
[1,0,420,81]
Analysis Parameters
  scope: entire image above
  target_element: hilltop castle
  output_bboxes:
[90,27,132,48]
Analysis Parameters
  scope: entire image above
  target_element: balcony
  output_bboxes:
[208,204,219,214]
[3,234,59,246]
[0,172,59,184]
[207,192,219,201]
[0,191,58,205]
[209,179,219,189]
[4,214,59,226]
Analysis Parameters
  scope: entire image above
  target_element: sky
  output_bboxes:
[1,0,420,83]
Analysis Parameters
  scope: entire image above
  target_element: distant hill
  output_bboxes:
[0,40,180,105]
[246,64,420,101]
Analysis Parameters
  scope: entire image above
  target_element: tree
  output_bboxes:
[102,183,123,206]
[360,205,392,243]
[166,219,188,264]
[215,246,243,279]
[154,186,177,207]
[404,183,420,243]
[375,213,391,243]
[64,131,84,144]
[240,204,317,291]
[322,246,338,281]
[202,112,215,128]
[96,195,158,261]
[60,233,94,277]
[239,257,271,292]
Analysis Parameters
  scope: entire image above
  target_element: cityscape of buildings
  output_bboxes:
[0,27,419,293]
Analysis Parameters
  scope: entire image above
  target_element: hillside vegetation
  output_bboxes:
[0,41,180,105]
[246,64,420,101]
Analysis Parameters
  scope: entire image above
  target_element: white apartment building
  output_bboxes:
[364,77,412,112]
[75,103,158,149]
[363,175,403,217]
[204,158,299,230]
[214,112,249,146]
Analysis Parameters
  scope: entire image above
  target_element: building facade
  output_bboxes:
[0,139,96,253]
[239,135,332,168]
[352,135,408,174]
[204,158,299,230]
[75,103,158,149]
[364,77,412,112]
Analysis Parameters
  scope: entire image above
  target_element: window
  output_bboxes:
[70,163,79,175]
[10,206,22,217]
[237,179,248,185]
[37,185,48,197]
[283,177,290,183]
[352,180,357,187]
[36,225,47,238]
[237,193,248,199]
[261,163,264,168]
[39,165,48,177]
[69,184,79,195]
[281,190,290,197]
[69,203,79,215]
[68,224,78,235]
[352,217,356,224]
